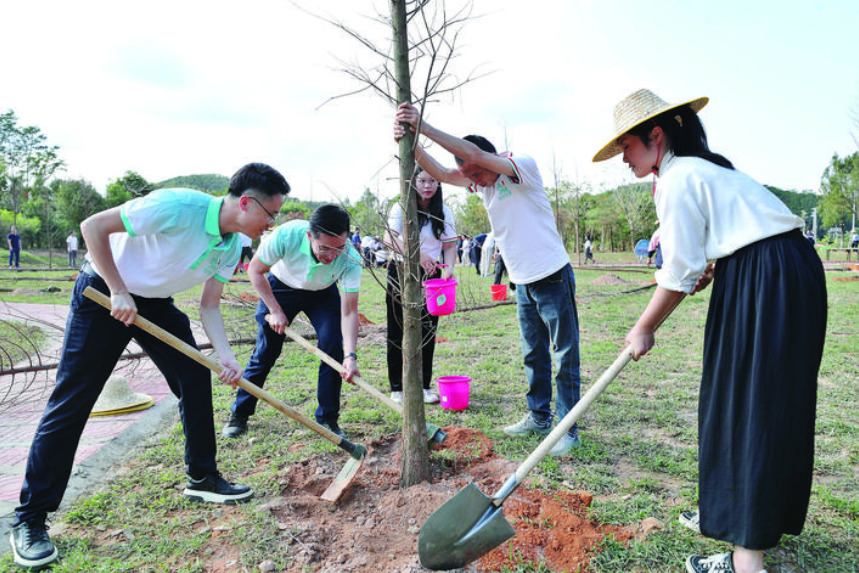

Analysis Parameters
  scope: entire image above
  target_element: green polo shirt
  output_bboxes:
[89,188,239,298]
[257,220,362,292]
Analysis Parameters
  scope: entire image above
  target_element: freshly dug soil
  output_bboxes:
[73,427,635,572]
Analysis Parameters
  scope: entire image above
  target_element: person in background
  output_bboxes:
[373,237,388,268]
[360,232,376,268]
[593,89,826,573]
[7,226,21,269]
[471,232,487,275]
[352,227,362,251]
[394,102,581,456]
[223,204,362,440]
[850,229,858,253]
[66,230,79,268]
[805,229,815,245]
[384,167,457,405]
[460,235,471,266]
[238,232,254,272]
[9,163,290,570]
[584,237,596,264]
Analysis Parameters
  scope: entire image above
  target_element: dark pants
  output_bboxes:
[68,250,77,268]
[15,272,216,525]
[385,263,440,391]
[9,248,20,267]
[231,274,343,425]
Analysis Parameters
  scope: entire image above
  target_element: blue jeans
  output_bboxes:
[515,264,581,431]
[9,248,20,267]
[15,272,217,525]
[231,275,343,425]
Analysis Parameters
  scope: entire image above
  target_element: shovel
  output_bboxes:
[418,296,684,570]
[272,319,448,445]
[83,286,366,502]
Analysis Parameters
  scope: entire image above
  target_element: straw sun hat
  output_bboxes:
[592,89,708,162]
[90,375,154,417]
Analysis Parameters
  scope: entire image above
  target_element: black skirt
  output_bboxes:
[698,229,827,550]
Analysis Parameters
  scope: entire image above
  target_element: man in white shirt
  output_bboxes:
[66,230,79,268]
[223,205,362,439]
[394,103,582,457]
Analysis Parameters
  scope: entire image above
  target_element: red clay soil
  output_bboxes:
[74,427,633,572]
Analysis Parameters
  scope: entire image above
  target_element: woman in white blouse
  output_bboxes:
[384,167,457,405]
[594,90,827,573]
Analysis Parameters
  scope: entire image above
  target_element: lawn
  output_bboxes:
[0,254,856,572]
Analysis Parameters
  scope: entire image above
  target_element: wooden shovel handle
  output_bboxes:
[270,318,406,415]
[82,286,360,456]
[505,293,686,497]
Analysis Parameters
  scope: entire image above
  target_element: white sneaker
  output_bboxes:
[679,511,701,533]
[423,389,440,404]
[390,391,403,404]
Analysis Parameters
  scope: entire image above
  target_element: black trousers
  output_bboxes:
[699,229,827,549]
[385,262,440,391]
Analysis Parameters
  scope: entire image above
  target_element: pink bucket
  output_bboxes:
[425,278,458,316]
[437,376,471,410]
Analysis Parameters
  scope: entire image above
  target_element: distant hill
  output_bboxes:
[154,174,230,194]
[765,185,819,218]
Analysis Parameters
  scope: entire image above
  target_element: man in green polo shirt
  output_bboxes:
[223,204,362,439]
[10,163,290,571]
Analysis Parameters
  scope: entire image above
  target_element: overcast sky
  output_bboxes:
[3,0,857,205]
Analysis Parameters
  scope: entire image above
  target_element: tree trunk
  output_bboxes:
[392,0,430,487]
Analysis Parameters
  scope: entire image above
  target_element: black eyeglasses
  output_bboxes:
[248,196,279,223]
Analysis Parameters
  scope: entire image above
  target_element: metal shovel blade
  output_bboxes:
[418,483,515,570]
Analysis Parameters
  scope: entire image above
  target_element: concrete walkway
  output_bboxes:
[0,301,186,554]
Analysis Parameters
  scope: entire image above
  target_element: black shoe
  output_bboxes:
[10,519,59,570]
[183,472,253,505]
[319,421,347,439]
[222,413,248,439]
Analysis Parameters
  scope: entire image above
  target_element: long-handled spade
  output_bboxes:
[83,286,366,502]
[418,298,684,570]
[275,322,448,446]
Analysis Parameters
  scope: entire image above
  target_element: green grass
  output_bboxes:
[1,257,857,572]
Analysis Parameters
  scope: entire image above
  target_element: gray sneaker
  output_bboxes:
[10,519,59,570]
[320,421,347,439]
[548,431,581,456]
[503,413,552,437]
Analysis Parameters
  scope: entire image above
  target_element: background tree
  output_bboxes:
[0,110,64,226]
[819,152,859,241]
[611,181,654,250]
[55,178,106,237]
[349,187,388,238]
[106,171,153,208]
[450,192,489,237]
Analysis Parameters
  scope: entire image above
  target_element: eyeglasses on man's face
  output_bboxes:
[248,196,280,223]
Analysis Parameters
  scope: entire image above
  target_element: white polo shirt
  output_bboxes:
[387,201,457,262]
[655,152,804,293]
[87,188,240,298]
[257,220,362,292]
[469,153,570,284]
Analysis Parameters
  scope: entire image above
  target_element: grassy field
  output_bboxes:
[0,253,856,572]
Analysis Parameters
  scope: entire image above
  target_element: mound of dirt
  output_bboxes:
[590,274,629,286]
[76,427,634,572]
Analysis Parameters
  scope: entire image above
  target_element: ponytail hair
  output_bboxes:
[628,105,734,169]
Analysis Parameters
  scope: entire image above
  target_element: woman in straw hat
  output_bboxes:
[594,89,827,573]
